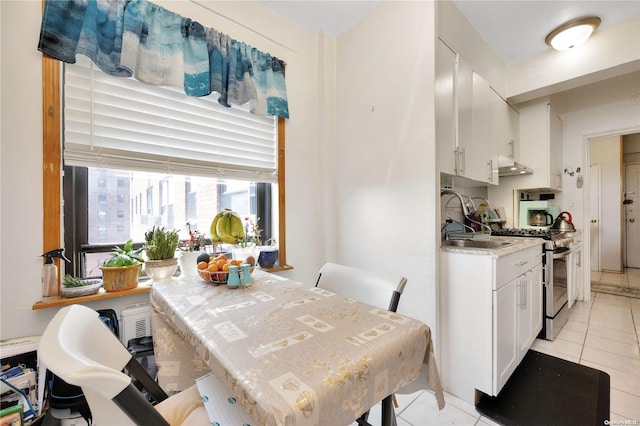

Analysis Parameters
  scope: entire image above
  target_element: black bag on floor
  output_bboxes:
[96,309,120,338]
[126,336,157,402]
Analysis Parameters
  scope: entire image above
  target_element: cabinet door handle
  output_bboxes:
[508,140,514,159]
[458,148,465,174]
[453,147,459,174]
[487,160,493,182]
[518,277,527,309]
[515,260,528,267]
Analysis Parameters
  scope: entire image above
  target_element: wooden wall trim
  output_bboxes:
[42,55,62,293]
[277,116,287,266]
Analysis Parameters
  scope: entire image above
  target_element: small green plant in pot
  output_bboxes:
[100,239,144,291]
[143,226,180,281]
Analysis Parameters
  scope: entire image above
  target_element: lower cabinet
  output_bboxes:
[494,263,542,392]
[440,243,543,404]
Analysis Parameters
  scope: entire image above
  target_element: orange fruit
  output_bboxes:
[197,261,208,270]
[222,263,230,272]
[214,254,228,262]
[216,259,226,270]
[207,263,218,272]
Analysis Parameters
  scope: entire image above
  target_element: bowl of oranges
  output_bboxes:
[197,253,255,284]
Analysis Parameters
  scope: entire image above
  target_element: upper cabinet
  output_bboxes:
[512,100,563,191]
[436,39,457,177]
[491,88,520,164]
[436,39,496,185]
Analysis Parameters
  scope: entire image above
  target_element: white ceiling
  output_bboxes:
[259,0,640,64]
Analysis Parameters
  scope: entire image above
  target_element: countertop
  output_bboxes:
[440,236,544,258]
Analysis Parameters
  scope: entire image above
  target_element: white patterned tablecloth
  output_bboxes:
[150,270,444,426]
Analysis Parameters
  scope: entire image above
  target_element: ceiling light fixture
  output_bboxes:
[545,16,601,51]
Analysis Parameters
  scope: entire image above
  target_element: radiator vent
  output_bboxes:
[120,303,152,346]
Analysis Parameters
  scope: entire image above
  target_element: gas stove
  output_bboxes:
[492,228,574,249]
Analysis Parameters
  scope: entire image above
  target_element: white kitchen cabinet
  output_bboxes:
[493,277,518,392]
[491,88,520,164]
[436,39,457,176]
[568,241,583,306]
[436,39,495,185]
[440,242,544,404]
[494,252,542,392]
[471,72,498,185]
[518,265,542,359]
[512,99,563,190]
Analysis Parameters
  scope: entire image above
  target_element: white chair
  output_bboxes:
[315,262,408,426]
[315,262,407,313]
[37,304,247,425]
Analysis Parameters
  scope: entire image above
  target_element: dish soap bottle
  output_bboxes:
[41,248,70,297]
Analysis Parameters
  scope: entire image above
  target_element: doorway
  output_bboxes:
[589,132,640,298]
[624,163,640,268]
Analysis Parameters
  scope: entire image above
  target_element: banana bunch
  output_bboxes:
[210,209,245,244]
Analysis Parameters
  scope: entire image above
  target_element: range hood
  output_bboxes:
[497,156,533,177]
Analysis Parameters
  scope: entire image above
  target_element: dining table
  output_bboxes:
[150,269,445,426]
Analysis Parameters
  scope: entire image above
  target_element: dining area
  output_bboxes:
[150,267,445,425]
[39,266,445,426]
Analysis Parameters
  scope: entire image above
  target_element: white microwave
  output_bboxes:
[518,201,561,229]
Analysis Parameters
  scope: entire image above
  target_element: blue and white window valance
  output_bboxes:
[38,0,289,118]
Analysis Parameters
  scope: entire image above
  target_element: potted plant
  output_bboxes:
[178,222,208,279]
[233,216,263,261]
[100,239,144,292]
[143,226,180,281]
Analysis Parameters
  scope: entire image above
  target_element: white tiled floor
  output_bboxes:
[362,289,640,425]
[591,268,640,298]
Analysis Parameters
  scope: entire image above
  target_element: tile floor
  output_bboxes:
[591,268,640,298]
[362,285,640,425]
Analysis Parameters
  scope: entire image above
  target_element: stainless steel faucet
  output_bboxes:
[441,189,471,217]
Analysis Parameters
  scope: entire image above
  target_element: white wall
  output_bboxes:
[334,2,439,335]
[552,71,640,290]
[0,0,324,339]
[507,16,640,104]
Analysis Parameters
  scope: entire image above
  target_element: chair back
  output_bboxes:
[315,262,407,312]
[39,305,169,426]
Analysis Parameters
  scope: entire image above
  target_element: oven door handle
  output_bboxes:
[552,247,573,259]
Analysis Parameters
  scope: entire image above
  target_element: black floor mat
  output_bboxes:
[476,350,610,426]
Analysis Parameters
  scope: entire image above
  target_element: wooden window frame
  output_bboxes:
[39,55,290,306]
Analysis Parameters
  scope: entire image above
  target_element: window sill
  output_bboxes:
[32,281,153,310]
[260,264,294,273]
[31,265,294,310]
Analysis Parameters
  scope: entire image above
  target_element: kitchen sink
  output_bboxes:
[441,239,513,249]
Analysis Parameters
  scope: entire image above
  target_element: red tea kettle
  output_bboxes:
[551,211,575,232]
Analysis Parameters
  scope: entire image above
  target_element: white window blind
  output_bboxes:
[63,56,278,183]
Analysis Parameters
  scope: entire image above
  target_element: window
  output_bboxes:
[146,187,153,216]
[44,56,288,280]
[66,167,275,276]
